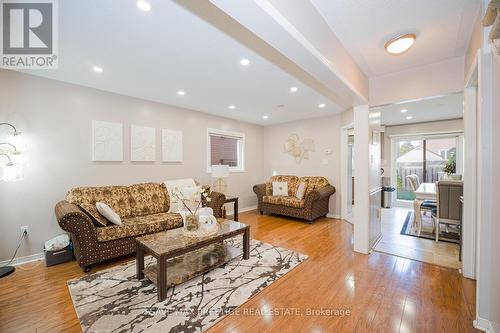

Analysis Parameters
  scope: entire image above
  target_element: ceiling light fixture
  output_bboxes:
[177,90,185,96]
[137,0,151,12]
[240,58,250,66]
[263,115,269,119]
[401,109,408,113]
[406,116,414,120]
[228,105,235,110]
[92,66,103,73]
[290,87,298,93]
[385,34,416,55]
[318,103,326,108]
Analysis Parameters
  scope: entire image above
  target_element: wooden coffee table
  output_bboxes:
[136,220,250,301]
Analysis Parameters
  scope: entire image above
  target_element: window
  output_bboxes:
[207,128,245,172]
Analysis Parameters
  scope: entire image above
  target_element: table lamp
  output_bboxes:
[211,164,229,194]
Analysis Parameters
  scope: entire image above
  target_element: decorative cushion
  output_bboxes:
[95,212,183,242]
[299,176,330,197]
[96,202,122,225]
[263,195,305,208]
[127,183,169,216]
[265,175,299,196]
[296,182,307,199]
[79,202,109,227]
[164,178,197,213]
[67,186,133,225]
[272,182,288,196]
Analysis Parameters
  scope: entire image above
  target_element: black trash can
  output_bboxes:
[381,186,396,208]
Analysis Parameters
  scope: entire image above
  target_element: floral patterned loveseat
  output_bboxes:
[55,182,225,272]
[253,175,336,222]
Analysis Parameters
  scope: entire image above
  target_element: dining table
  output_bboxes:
[413,182,436,235]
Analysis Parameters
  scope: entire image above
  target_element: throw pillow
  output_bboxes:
[295,182,307,199]
[96,202,122,226]
[79,202,108,227]
[170,186,202,213]
[272,181,288,196]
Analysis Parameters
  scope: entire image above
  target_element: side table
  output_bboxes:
[224,196,239,221]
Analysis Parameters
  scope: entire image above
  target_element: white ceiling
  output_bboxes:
[311,0,481,77]
[20,0,343,126]
[374,93,464,126]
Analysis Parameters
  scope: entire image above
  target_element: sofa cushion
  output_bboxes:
[67,186,134,226]
[127,183,169,216]
[299,177,330,197]
[263,195,305,208]
[96,212,183,242]
[265,175,299,196]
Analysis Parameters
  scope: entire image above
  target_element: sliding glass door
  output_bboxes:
[394,134,462,202]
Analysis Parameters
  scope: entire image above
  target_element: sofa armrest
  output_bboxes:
[253,184,266,197]
[55,200,97,238]
[305,185,336,204]
[206,191,226,218]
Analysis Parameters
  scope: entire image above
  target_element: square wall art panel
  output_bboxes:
[162,129,183,162]
[92,121,123,161]
[131,125,156,161]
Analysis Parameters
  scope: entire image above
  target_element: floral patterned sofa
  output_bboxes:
[253,175,336,222]
[55,182,225,272]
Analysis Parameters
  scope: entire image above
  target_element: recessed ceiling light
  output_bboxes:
[290,87,298,92]
[318,103,326,108]
[401,109,408,113]
[385,34,416,55]
[228,105,235,110]
[137,0,151,11]
[406,116,414,120]
[263,115,269,119]
[92,66,103,73]
[240,58,250,66]
[177,90,185,96]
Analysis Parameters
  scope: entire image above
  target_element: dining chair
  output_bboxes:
[406,174,420,192]
[432,180,463,242]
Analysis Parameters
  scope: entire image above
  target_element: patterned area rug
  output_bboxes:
[67,239,307,333]
[400,211,459,243]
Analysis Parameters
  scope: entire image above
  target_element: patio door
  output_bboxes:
[394,135,461,203]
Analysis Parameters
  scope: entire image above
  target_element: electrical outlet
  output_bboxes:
[20,226,29,235]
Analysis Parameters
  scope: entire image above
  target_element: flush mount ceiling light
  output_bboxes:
[290,87,298,93]
[318,103,326,108]
[137,0,151,11]
[92,66,103,73]
[385,34,416,55]
[240,58,250,66]
[263,115,269,119]
[401,109,408,113]
[228,105,235,110]
[177,90,185,96]
[406,116,414,120]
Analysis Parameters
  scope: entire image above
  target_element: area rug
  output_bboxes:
[67,238,307,333]
[400,211,459,243]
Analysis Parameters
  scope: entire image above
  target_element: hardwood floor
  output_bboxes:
[0,211,478,333]
[375,207,460,269]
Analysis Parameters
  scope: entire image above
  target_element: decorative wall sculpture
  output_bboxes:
[283,134,315,164]
[92,121,123,161]
[131,125,156,161]
[162,129,183,162]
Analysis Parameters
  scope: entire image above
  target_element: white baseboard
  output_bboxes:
[0,252,44,267]
[224,205,257,216]
[474,317,496,332]
[326,213,341,219]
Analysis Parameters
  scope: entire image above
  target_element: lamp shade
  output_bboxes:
[211,164,229,178]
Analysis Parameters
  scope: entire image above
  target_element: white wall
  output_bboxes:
[0,70,264,262]
[369,57,465,107]
[263,114,343,217]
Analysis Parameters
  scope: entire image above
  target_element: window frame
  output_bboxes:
[206,128,245,173]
